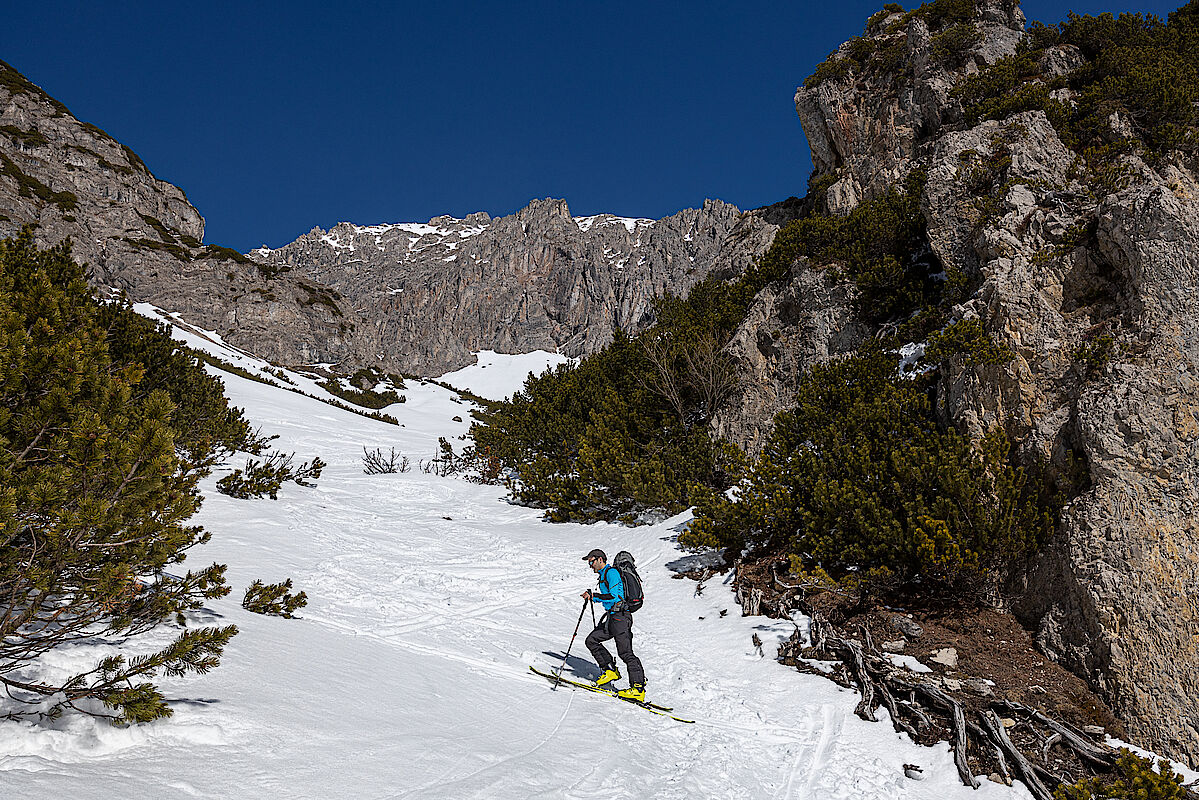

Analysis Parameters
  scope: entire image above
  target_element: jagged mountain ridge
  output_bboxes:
[0,57,776,378]
[252,197,777,374]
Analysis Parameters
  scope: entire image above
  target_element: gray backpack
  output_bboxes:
[611,551,644,612]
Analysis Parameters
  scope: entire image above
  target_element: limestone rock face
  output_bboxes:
[744,1,1199,763]
[0,59,356,370]
[795,0,1025,214]
[254,197,777,374]
[1029,184,1199,763]
[711,262,868,455]
[920,109,1199,761]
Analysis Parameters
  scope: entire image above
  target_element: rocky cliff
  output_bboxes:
[717,0,1199,763]
[0,59,359,370]
[252,197,777,375]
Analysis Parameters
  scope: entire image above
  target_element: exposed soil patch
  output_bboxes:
[719,553,1142,793]
[808,591,1125,737]
[724,553,1121,733]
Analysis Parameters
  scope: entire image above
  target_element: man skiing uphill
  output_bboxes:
[581,548,646,702]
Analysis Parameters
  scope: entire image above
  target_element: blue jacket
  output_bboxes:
[591,565,624,612]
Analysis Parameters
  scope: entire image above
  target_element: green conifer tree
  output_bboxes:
[97,301,254,473]
[0,230,236,724]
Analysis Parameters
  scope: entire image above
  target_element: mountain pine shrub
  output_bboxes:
[1072,332,1116,380]
[867,3,906,32]
[317,376,403,409]
[216,452,326,500]
[921,318,1016,367]
[242,579,308,618]
[760,170,944,326]
[1053,750,1191,800]
[0,229,237,723]
[472,330,739,523]
[97,301,254,473]
[957,0,1199,163]
[931,22,983,67]
[681,343,1057,597]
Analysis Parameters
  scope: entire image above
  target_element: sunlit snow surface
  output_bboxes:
[573,214,654,234]
[436,350,573,402]
[0,309,1123,799]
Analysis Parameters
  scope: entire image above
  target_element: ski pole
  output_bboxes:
[553,598,589,690]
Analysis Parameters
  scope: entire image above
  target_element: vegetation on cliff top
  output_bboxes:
[806,0,982,88]
[806,0,1199,171]
[0,58,70,116]
[957,0,1199,161]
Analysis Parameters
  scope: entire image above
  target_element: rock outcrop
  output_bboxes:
[795,0,1024,214]
[711,263,868,453]
[0,59,355,370]
[726,0,1199,763]
[253,197,777,375]
[935,115,1199,766]
[718,0,1030,455]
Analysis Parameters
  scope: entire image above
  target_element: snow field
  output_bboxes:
[0,323,1043,799]
[436,350,574,402]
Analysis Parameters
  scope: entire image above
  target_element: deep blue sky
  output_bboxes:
[1,0,1186,251]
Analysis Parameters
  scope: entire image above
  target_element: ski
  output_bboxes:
[530,666,670,708]
[529,666,694,723]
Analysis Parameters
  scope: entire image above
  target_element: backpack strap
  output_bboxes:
[604,565,628,612]
[597,565,615,593]
[595,565,623,607]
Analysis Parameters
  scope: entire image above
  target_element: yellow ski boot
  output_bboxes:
[594,668,621,688]
[617,684,646,703]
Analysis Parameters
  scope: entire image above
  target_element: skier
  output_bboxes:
[580,548,646,702]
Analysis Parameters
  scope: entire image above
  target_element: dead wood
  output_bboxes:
[907,679,978,788]
[995,700,1117,769]
[877,681,919,738]
[786,601,1143,797]
[981,710,1051,800]
[1042,733,1062,762]
[844,638,878,722]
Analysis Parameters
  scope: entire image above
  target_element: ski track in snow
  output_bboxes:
[0,324,1047,799]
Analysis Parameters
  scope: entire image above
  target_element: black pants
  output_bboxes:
[585,611,645,686]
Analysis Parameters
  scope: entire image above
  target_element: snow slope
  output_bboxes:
[436,350,573,402]
[0,322,1056,799]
